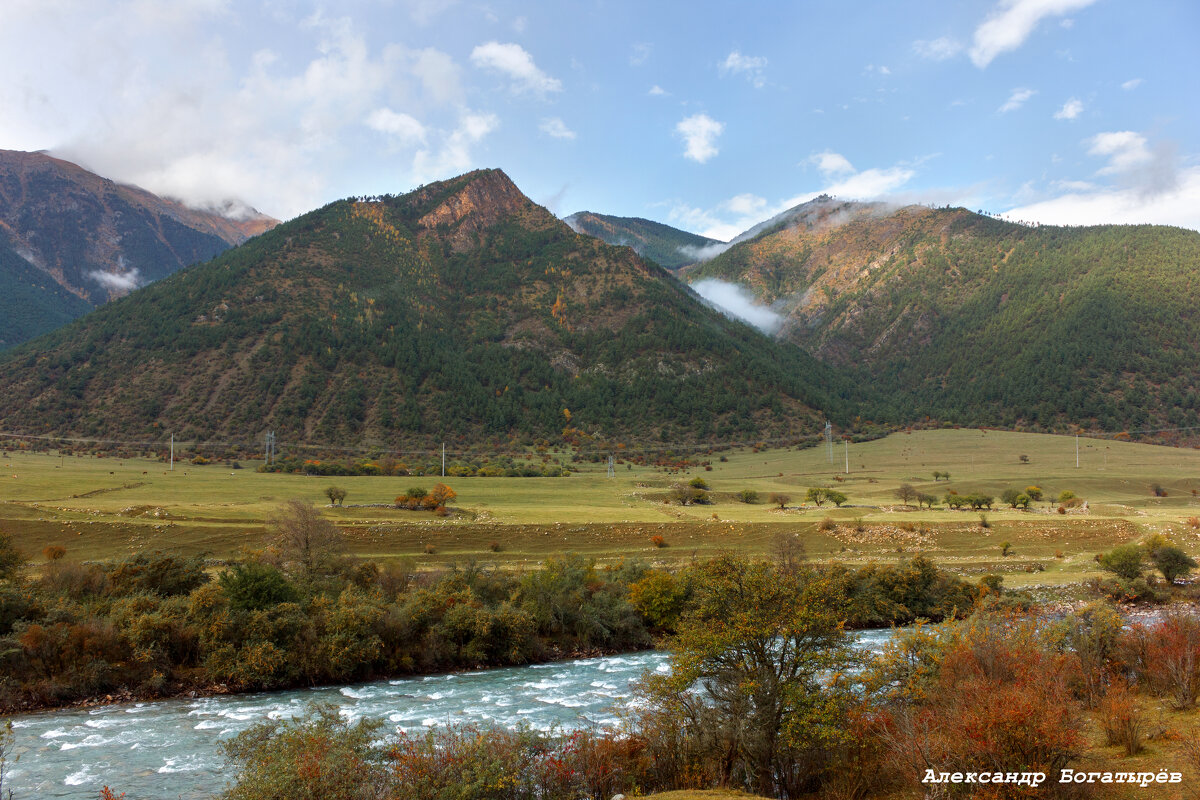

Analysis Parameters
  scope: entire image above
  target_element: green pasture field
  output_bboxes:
[2,429,1198,590]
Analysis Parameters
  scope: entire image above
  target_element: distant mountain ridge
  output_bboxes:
[0,149,276,348]
[0,169,849,447]
[688,199,1200,432]
[563,211,725,270]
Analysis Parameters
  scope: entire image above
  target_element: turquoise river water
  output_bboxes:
[7,629,895,799]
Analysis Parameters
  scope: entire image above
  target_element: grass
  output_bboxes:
[2,429,1199,589]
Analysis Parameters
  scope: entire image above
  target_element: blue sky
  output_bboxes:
[2,0,1197,238]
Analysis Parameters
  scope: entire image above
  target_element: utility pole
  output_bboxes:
[824,421,833,463]
[170,435,174,471]
[442,443,445,477]
[607,454,615,478]
[844,439,849,474]
[1076,433,1079,468]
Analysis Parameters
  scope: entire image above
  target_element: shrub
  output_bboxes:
[736,489,759,504]
[1152,483,1168,497]
[1188,517,1200,529]
[0,532,23,580]
[688,477,709,490]
[488,541,501,552]
[1098,544,1143,580]
[107,552,209,597]
[1025,486,1043,501]
[818,516,837,531]
[999,540,1010,556]
[1150,544,1197,584]
[424,543,437,554]
[323,486,347,505]
[1124,615,1200,709]
[218,562,299,611]
[220,705,385,800]
[629,570,688,631]
[650,535,667,548]
[1098,683,1146,756]
[980,515,992,530]
[43,545,66,561]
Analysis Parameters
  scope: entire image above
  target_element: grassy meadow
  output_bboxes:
[2,428,1199,590]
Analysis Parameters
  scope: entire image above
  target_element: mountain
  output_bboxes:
[0,169,851,448]
[0,149,277,348]
[688,200,1200,432]
[564,211,725,270]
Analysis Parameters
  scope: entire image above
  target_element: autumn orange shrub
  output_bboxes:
[872,618,1085,798]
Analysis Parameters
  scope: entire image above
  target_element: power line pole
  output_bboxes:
[170,435,174,471]
[442,443,445,477]
[844,439,849,474]
[607,454,615,478]
[824,421,833,463]
[1075,433,1079,468]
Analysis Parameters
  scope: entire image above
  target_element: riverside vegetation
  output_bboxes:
[0,503,990,713]
[81,557,1200,800]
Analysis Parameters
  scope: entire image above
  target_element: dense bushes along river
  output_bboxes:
[0,500,998,713]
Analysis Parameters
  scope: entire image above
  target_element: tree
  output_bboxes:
[429,483,457,508]
[1151,545,1198,584]
[1019,454,1030,463]
[805,487,828,507]
[769,492,791,509]
[916,492,938,509]
[1001,488,1022,508]
[826,489,848,507]
[894,484,917,506]
[636,555,853,797]
[737,489,760,504]
[324,486,347,506]
[270,499,345,578]
[1098,544,1143,581]
[1025,486,1044,501]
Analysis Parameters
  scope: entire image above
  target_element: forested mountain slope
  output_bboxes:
[0,170,852,447]
[689,203,1200,431]
[564,211,725,270]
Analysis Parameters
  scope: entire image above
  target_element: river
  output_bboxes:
[5,629,896,799]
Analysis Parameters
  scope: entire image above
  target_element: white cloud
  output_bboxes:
[998,87,1036,112]
[810,151,856,177]
[408,47,464,105]
[89,265,141,293]
[0,7,482,218]
[719,50,767,88]
[1121,78,1143,91]
[913,37,963,60]
[411,111,499,184]
[365,108,426,145]
[675,113,724,163]
[970,0,1098,68]
[1003,167,1200,231]
[539,117,576,140]
[648,84,668,96]
[1088,131,1152,174]
[825,166,916,199]
[629,42,651,66]
[1053,97,1083,120]
[692,279,784,334]
[470,41,561,95]
[666,153,919,242]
